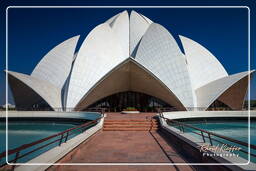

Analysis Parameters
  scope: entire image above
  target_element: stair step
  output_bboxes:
[103,125,158,128]
[104,123,158,125]
[104,122,158,125]
[104,119,158,122]
[104,122,158,126]
[103,117,160,131]
[103,128,159,131]
[104,125,159,127]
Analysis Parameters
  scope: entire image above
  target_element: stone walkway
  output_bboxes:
[47,113,195,171]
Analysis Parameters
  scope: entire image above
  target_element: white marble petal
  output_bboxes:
[180,35,228,90]
[32,35,79,89]
[8,71,62,110]
[135,23,195,109]
[66,23,125,108]
[196,70,254,109]
[129,10,152,57]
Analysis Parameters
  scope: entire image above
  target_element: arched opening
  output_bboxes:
[207,100,232,111]
[86,91,174,112]
[204,75,250,111]
[8,74,53,111]
[74,59,186,111]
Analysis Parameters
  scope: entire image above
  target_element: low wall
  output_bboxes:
[14,116,105,171]
[0,111,101,121]
[162,110,256,120]
[159,110,256,171]
[0,111,104,171]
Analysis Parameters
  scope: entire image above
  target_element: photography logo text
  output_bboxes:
[198,144,241,158]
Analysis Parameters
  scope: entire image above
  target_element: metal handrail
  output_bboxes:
[159,113,256,157]
[0,116,103,167]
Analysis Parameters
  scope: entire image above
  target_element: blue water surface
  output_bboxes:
[0,112,101,165]
[169,120,256,163]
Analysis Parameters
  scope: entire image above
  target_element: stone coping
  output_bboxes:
[0,111,102,121]
[162,110,256,120]
[121,111,140,114]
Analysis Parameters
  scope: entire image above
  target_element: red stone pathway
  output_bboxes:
[47,113,195,171]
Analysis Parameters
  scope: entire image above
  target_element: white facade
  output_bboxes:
[134,23,194,109]
[129,10,151,57]
[179,35,228,90]
[8,71,62,109]
[66,23,126,108]
[7,11,254,111]
[31,35,80,89]
[196,71,254,109]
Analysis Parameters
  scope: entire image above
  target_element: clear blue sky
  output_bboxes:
[0,0,255,105]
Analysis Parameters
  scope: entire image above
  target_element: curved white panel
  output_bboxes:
[217,75,250,110]
[73,52,78,61]
[31,35,79,89]
[105,13,120,26]
[179,35,228,89]
[7,71,62,110]
[196,70,254,109]
[140,14,153,24]
[129,10,152,57]
[135,23,194,109]
[66,23,125,108]
[110,10,129,58]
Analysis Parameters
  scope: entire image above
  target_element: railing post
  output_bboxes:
[201,131,206,143]
[208,133,213,145]
[178,123,182,132]
[82,126,87,133]
[59,134,64,146]
[11,151,20,170]
[64,132,69,143]
[181,124,185,132]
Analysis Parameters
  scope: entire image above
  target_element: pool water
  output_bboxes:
[169,120,256,163]
[0,121,90,164]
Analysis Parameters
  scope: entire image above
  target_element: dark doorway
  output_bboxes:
[207,100,232,110]
[86,91,172,112]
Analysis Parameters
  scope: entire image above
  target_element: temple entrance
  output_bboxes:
[86,91,172,112]
[207,100,232,111]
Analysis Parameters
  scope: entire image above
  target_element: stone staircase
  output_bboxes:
[103,118,159,131]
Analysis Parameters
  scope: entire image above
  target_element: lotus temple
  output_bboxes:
[6,10,254,112]
[1,10,256,171]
